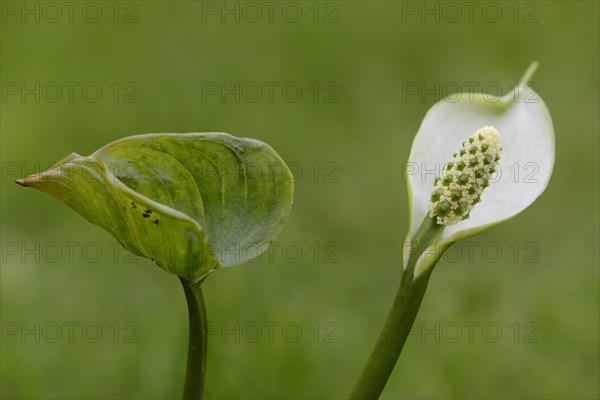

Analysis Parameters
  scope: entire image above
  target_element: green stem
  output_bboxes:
[180,277,208,400]
[350,217,444,399]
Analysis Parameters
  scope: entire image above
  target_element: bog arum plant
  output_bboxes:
[350,62,554,399]
[17,132,294,400]
[15,64,553,400]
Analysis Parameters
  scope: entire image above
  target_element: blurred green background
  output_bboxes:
[1,1,598,399]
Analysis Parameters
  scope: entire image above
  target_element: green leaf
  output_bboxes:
[17,133,294,280]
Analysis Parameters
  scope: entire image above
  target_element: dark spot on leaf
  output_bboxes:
[131,202,137,209]
[153,219,159,225]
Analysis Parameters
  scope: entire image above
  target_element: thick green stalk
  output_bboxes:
[180,278,208,400]
[350,217,444,399]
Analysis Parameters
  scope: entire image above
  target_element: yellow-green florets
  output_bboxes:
[428,126,502,226]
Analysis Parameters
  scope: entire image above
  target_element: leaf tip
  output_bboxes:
[519,61,540,89]
[499,61,540,106]
[15,173,42,187]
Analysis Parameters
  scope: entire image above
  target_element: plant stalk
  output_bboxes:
[350,217,444,399]
[180,277,208,400]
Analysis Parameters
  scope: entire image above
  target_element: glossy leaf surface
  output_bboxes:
[17,133,294,280]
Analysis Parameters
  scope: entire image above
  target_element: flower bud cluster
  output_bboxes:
[428,126,502,225]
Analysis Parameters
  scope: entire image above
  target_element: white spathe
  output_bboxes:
[405,62,555,276]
